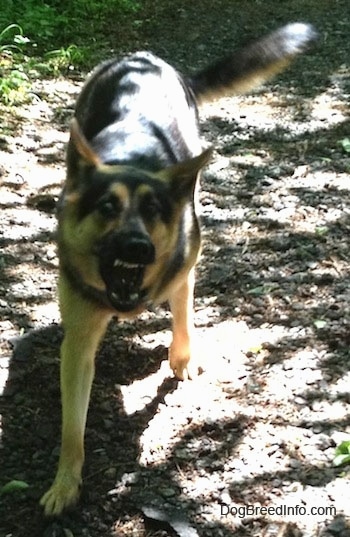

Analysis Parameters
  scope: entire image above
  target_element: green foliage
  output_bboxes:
[0,0,141,104]
[0,480,30,496]
[16,2,66,43]
[313,318,327,329]
[0,0,140,50]
[340,137,350,154]
[333,440,350,467]
[44,45,90,74]
[0,24,31,105]
[66,0,140,16]
[0,68,30,105]
[0,23,30,52]
[246,284,279,296]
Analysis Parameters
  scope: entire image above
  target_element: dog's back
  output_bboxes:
[67,22,317,177]
[70,52,202,171]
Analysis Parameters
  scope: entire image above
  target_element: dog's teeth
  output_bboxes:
[113,259,141,269]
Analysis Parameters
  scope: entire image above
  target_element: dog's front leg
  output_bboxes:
[40,277,111,516]
[168,268,197,380]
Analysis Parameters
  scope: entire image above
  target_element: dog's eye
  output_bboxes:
[97,197,122,219]
[140,196,161,219]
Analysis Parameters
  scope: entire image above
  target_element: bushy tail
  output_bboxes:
[189,23,318,103]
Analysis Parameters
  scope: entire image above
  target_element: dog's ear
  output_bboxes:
[160,148,213,198]
[65,118,102,193]
[69,118,101,167]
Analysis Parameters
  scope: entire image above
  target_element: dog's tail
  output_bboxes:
[189,23,318,103]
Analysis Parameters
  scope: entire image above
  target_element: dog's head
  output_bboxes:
[59,119,212,312]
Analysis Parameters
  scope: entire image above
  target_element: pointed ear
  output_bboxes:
[160,148,213,198]
[69,117,101,167]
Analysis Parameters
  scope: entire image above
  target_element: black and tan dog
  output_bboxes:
[40,23,317,515]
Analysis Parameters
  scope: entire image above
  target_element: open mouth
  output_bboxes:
[103,258,148,312]
[97,231,155,312]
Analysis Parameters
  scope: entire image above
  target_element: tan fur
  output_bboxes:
[41,22,316,514]
[40,277,112,514]
[40,130,209,515]
[70,117,101,167]
[168,267,197,380]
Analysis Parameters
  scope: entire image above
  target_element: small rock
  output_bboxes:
[160,487,177,498]
[316,435,335,451]
[327,517,348,534]
[294,396,307,405]
[289,458,302,469]
[219,489,231,505]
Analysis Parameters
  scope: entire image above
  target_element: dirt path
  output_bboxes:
[1,1,350,536]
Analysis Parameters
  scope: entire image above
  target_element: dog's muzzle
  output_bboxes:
[98,232,155,312]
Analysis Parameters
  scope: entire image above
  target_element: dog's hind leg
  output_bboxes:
[168,268,198,381]
[40,276,111,516]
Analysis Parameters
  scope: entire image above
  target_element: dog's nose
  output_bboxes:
[126,235,155,265]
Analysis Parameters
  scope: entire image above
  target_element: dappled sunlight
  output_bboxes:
[1,4,350,535]
[310,89,348,125]
[134,320,309,465]
[120,359,172,415]
[30,300,60,326]
[201,67,349,135]
[0,358,10,397]
[120,319,293,417]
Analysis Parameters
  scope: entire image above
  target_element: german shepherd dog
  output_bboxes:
[41,23,317,515]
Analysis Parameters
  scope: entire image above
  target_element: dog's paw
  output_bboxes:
[169,345,201,380]
[40,474,81,516]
